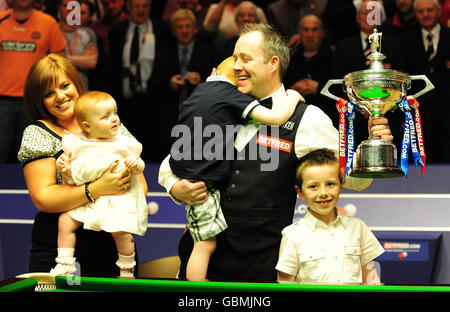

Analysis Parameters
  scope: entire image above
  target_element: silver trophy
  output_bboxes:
[321,29,434,178]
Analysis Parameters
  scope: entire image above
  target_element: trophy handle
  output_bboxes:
[320,79,344,102]
[410,75,435,98]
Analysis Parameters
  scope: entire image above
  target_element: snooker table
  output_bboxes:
[3,275,450,308]
[2,274,450,293]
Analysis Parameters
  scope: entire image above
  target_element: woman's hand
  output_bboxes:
[89,160,132,198]
[170,179,208,206]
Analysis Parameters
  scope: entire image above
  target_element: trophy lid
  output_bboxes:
[320,30,434,107]
[343,29,411,104]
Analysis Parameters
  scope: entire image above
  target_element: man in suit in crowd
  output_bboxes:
[162,0,213,44]
[323,0,388,44]
[283,14,337,127]
[89,0,129,94]
[266,0,327,48]
[380,0,419,39]
[214,1,262,64]
[332,0,402,151]
[109,0,174,162]
[399,0,450,162]
[148,8,216,162]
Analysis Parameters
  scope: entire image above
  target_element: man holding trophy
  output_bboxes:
[322,3,434,179]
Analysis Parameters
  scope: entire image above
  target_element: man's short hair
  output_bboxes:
[170,8,196,28]
[239,23,290,79]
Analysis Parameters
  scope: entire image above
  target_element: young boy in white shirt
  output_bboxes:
[276,148,384,284]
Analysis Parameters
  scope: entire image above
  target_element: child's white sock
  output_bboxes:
[116,253,136,278]
[57,247,75,258]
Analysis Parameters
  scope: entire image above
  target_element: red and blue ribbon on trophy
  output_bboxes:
[398,96,426,177]
[336,95,426,179]
[336,98,355,179]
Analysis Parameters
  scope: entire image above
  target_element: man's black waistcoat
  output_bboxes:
[204,102,308,281]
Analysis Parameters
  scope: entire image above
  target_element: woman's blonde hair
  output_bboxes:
[24,53,84,123]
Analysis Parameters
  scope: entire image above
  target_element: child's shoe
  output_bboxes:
[50,257,77,276]
[50,247,77,276]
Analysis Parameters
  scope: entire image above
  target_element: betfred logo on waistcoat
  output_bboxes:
[256,134,292,153]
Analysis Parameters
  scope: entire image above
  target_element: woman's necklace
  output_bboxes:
[56,121,79,135]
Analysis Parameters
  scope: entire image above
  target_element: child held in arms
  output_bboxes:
[170,56,304,281]
[51,91,148,278]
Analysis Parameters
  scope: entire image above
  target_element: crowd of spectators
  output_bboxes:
[1,0,449,163]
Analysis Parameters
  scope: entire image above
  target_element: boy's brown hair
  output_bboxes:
[295,148,342,188]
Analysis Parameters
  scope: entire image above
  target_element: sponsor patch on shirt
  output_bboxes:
[282,121,295,131]
[1,41,36,52]
[256,134,292,153]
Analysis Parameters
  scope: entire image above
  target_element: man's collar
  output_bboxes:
[206,75,234,84]
[130,19,149,29]
[262,84,284,99]
[178,41,195,52]
[261,84,285,109]
[421,23,441,38]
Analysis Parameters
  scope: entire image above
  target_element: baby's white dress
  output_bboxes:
[62,133,148,236]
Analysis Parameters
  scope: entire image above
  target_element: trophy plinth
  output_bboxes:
[351,140,405,178]
[321,28,434,178]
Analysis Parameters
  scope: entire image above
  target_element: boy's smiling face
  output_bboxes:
[295,163,342,225]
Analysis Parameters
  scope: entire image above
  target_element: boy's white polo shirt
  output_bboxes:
[276,209,384,283]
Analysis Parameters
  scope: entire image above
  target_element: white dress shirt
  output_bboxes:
[421,24,441,56]
[122,19,155,98]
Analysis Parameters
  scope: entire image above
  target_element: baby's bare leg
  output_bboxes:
[50,213,82,276]
[186,236,216,281]
[111,232,136,277]
[58,212,83,248]
[111,231,135,256]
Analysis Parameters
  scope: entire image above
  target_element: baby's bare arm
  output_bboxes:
[56,152,75,184]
